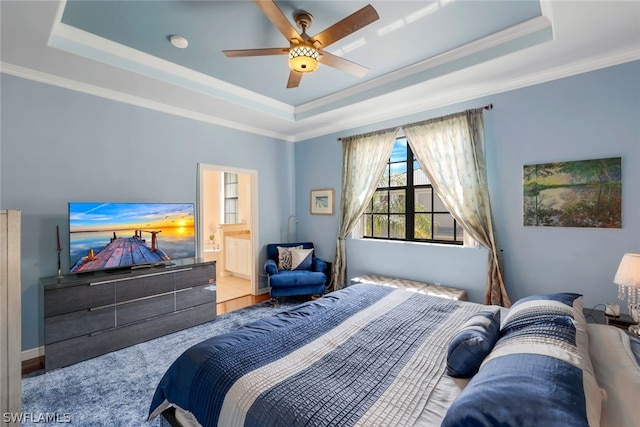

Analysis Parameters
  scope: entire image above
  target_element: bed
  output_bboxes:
[148,283,640,427]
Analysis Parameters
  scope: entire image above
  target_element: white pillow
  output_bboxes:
[588,323,640,427]
[290,248,313,270]
[277,245,302,270]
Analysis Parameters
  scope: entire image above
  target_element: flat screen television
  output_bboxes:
[69,202,196,274]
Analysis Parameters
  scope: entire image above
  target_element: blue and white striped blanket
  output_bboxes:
[149,284,481,427]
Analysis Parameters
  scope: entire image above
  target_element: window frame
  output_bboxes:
[223,172,238,224]
[362,137,463,245]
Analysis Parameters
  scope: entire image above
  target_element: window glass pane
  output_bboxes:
[455,221,464,243]
[378,165,390,188]
[390,162,407,186]
[372,214,388,238]
[225,184,238,198]
[414,214,433,239]
[389,189,405,213]
[434,192,448,211]
[433,214,455,241]
[364,200,372,214]
[390,139,407,163]
[363,214,372,236]
[389,215,406,239]
[372,191,388,213]
[414,187,432,211]
[224,173,238,184]
[413,162,430,185]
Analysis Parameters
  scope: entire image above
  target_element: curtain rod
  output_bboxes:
[337,103,493,141]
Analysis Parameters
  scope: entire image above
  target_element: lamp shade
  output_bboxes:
[614,253,640,288]
[288,44,319,73]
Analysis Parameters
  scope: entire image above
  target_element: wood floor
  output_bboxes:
[216,274,270,315]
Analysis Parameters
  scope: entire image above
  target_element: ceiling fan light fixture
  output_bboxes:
[288,44,319,73]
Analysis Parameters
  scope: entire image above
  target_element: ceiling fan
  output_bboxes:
[223,1,379,88]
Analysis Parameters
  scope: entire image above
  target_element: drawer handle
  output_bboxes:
[89,307,194,336]
[89,267,193,285]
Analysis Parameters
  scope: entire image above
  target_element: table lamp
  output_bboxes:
[614,253,640,335]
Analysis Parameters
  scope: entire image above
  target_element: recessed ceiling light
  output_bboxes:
[170,35,188,49]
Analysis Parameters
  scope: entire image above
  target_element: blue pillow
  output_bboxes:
[442,292,603,427]
[446,309,501,378]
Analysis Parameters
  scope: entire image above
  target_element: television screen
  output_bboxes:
[69,202,196,274]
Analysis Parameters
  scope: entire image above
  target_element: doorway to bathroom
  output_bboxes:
[197,163,261,313]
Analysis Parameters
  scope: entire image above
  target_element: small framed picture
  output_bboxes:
[310,189,334,215]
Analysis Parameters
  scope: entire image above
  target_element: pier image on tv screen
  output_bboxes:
[69,202,196,273]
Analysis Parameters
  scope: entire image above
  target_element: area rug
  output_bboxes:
[22,299,301,427]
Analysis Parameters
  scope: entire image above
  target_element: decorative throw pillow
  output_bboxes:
[277,245,302,270]
[442,292,603,427]
[446,308,501,378]
[290,248,313,271]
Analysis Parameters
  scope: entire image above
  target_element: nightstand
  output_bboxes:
[583,308,636,330]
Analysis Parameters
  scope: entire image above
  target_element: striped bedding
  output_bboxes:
[148,284,484,427]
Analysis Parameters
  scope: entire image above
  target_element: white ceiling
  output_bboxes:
[1,1,639,142]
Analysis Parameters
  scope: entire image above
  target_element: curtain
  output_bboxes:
[403,109,511,307]
[332,128,399,290]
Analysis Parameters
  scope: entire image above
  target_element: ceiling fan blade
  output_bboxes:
[309,4,379,49]
[223,47,289,57]
[254,0,303,43]
[287,70,303,88]
[319,51,369,78]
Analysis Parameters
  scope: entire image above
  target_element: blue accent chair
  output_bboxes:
[264,242,327,302]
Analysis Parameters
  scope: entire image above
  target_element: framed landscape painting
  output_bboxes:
[310,189,334,215]
[523,157,621,228]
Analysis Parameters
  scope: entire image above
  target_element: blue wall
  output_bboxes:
[0,74,294,351]
[2,61,639,353]
[295,61,640,308]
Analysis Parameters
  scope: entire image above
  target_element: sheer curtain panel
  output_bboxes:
[403,110,511,306]
[332,129,399,289]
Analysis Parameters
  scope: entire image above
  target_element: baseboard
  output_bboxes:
[22,346,44,361]
[22,346,45,376]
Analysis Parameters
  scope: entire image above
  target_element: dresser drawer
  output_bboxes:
[116,293,175,326]
[44,282,115,317]
[175,265,216,290]
[116,271,174,302]
[176,283,216,310]
[45,305,115,344]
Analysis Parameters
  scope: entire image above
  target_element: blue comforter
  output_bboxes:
[148,284,476,427]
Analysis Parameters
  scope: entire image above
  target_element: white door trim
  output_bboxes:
[197,163,259,296]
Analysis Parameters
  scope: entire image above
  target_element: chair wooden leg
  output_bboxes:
[270,297,276,307]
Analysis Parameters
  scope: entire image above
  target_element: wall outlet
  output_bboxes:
[604,303,620,317]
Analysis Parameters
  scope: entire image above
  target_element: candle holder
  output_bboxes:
[56,249,63,279]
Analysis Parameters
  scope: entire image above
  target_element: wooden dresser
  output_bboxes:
[42,259,216,371]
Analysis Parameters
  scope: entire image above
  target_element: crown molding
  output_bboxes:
[2,46,638,144]
[295,15,553,119]
[291,49,640,142]
[0,62,295,142]
[49,21,296,121]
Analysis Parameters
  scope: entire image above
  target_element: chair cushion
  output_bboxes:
[269,270,326,288]
[291,248,313,270]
